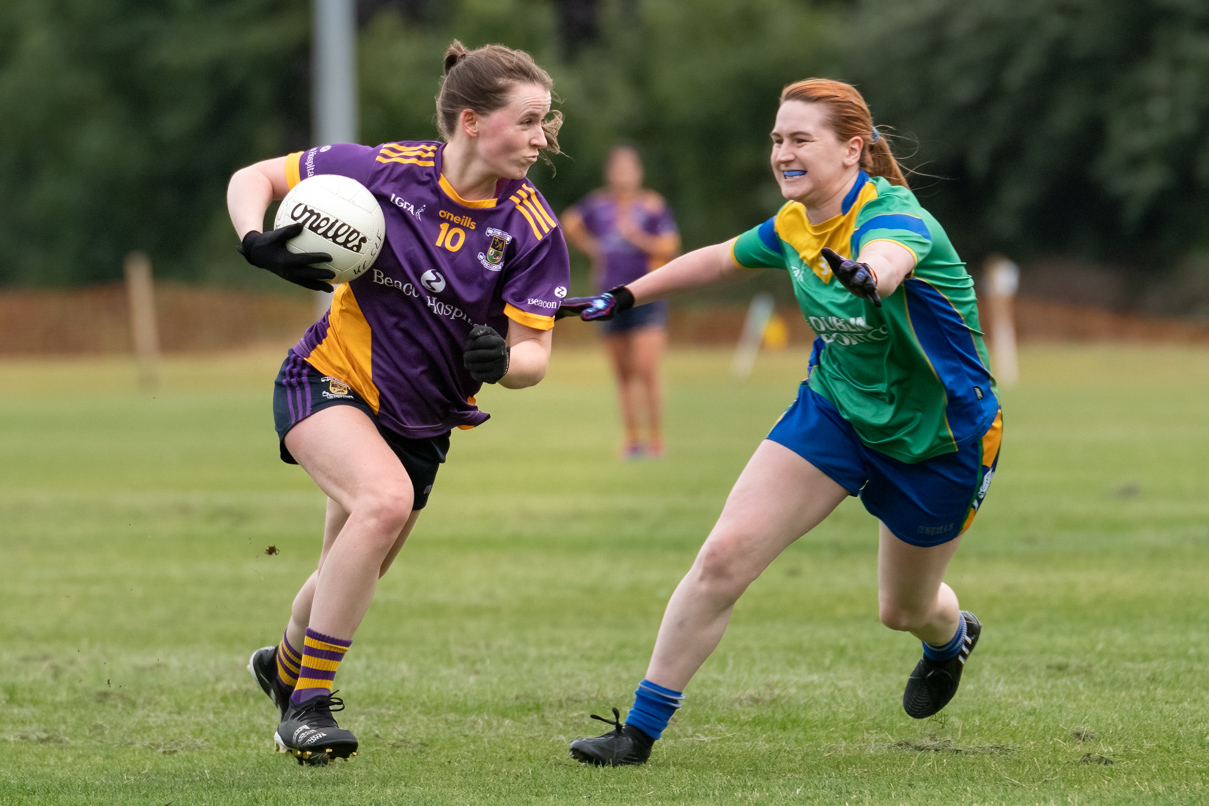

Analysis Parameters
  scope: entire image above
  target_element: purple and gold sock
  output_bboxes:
[291,628,352,705]
[275,632,302,691]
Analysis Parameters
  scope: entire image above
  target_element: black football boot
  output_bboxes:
[275,692,359,765]
[569,708,655,767]
[903,611,982,719]
[247,646,293,723]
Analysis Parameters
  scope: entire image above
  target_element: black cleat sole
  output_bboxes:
[569,744,644,767]
[569,743,613,766]
[275,730,358,765]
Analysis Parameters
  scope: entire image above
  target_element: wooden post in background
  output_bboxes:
[984,254,1019,387]
[124,251,160,392]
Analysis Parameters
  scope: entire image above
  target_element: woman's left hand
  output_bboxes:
[821,247,882,307]
[462,325,510,383]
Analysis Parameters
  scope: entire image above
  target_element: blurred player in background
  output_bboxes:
[226,41,569,765]
[562,145,680,459]
[559,78,1001,766]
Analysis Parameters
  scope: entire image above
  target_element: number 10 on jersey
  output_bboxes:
[436,223,465,253]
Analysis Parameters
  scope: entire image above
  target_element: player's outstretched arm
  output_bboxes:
[630,240,745,303]
[556,240,747,321]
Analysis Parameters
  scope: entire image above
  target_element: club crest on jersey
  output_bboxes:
[322,377,353,400]
[478,228,513,272]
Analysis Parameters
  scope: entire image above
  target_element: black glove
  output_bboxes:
[237,224,336,292]
[820,247,881,308]
[554,285,635,321]
[462,324,510,384]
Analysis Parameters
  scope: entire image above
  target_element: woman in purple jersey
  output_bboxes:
[225,41,569,765]
[563,145,681,459]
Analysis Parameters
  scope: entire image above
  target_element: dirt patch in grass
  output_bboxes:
[7,731,68,744]
[133,738,209,755]
[1079,753,1114,765]
[890,734,1013,755]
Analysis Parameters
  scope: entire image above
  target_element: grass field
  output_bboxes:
[2,344,1208,805]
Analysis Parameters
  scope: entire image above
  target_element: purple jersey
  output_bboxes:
[284,141,569,438]
[568,190,679,292]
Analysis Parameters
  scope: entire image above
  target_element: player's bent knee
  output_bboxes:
[354,488,414,542]
[878,603,930,633]
[694,536,758,599]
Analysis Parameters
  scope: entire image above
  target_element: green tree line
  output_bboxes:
[2,0,1207,312]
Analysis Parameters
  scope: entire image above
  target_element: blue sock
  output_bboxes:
[922,615,967,661]
[624,679,684,741]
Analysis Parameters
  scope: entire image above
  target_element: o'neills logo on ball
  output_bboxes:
[287,202,368,253]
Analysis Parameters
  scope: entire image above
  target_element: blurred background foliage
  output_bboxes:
[1,0,1207,314]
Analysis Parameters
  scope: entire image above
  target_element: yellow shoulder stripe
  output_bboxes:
[522,186,558,229]
[376,156,435,166]
[380,145,436,156]
[509,186,558,239]
[376,143,437,167]
[512,200,542,239]
[381,143,437,153]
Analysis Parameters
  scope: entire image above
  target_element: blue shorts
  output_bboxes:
[272,352,449,510]
[600,300,668,335]
[767,383,1002,546]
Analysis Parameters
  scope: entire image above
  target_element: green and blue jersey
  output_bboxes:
[732,172,998,463]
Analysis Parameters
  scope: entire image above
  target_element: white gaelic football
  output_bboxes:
[274,174,385,284]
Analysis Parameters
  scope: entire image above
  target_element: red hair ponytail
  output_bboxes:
[780,79,908,188]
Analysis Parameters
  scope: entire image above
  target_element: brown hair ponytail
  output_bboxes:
[436,39,563,158]
[443,40,469,75]
[780,79,908,188]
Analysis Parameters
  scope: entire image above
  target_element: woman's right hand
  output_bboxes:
[238,224,336,292]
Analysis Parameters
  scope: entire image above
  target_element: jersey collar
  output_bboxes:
[841,170,871,215]
[433,143,524,209]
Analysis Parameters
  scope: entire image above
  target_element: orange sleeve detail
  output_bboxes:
[504,303,555,331]
[285,152,303,189]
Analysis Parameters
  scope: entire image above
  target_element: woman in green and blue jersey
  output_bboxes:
[559,78,1003,767]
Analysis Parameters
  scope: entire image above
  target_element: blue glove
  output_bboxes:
[821,247,881,308]
[555,286,636,322]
